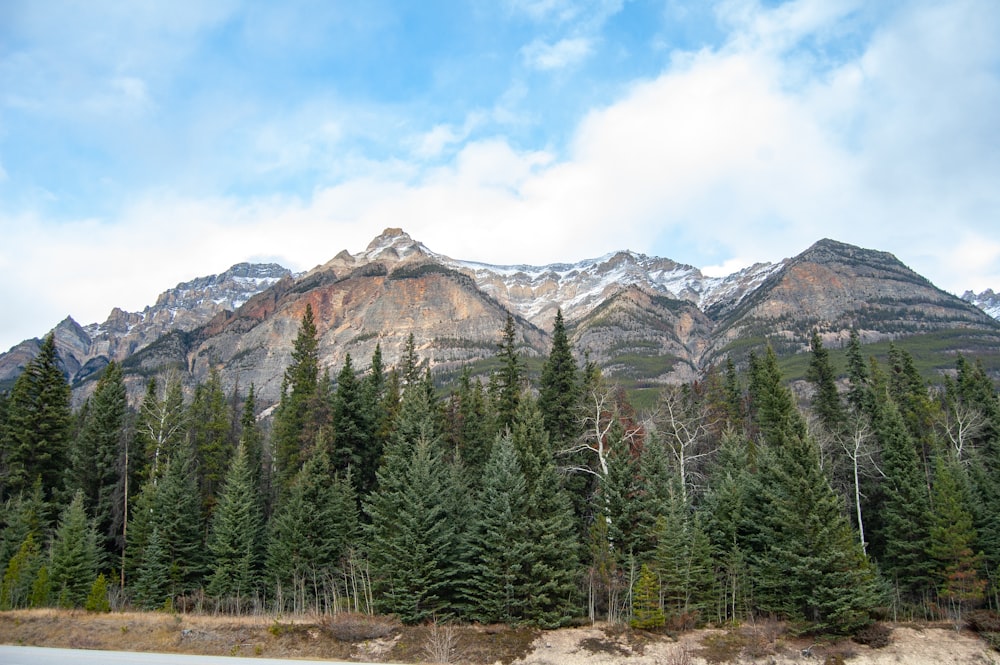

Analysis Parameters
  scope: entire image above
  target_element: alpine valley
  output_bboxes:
[2,228,999,407]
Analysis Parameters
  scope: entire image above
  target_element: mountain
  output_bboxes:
[3,229,998,406]
[0,262,290,391]
[963,289,1000,321]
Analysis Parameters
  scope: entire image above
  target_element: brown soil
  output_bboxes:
[0,610,997,664]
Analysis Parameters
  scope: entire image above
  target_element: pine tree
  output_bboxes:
[630,563,666,630]
[752,433,880,633]
[929,455,985,623]
[207,444,264,604]
[272,303,321,498]
[494,312,524,431]
[747,345,805,447]
[464,432,531,623]
[357,344,390,497]
[654,485,716,626]
[266,447,358,612]
[700,430,753,623]
[0,480,49,572]
[237,386,264,492]
[0,533,44,609]
[365,428,463,623]
[872,395,935,600]
[539,309,580,450]
[85,573,111,612]
[399,332,423,391]
[807,331,847,435]
[747,354,880,633]
[131,525,172,609]
[511,398,581,626]
[447,369,493,474]
[188,368,233,517]
[3,333,72,502]
[127,441,207,600]
[48,490,101,608]
[68,360,128,560]
[845,329,873,417]
[332,354,366,475]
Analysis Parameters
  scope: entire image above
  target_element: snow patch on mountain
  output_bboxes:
[962,289,1000,320]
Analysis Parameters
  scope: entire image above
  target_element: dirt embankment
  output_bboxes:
[0,610,998,664]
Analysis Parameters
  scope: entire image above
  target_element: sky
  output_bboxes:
[1,0,999,352]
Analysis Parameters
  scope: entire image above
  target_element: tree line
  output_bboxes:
[1,305,999,636]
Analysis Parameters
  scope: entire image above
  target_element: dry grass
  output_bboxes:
[2,611,997,664]
[0,609,539,663]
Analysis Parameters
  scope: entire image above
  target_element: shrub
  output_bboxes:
[851,622,892,649]
[85,574,111,613]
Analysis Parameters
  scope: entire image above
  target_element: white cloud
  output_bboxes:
[522,37,594,70]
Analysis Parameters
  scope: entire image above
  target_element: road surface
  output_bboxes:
[0,645,378,664]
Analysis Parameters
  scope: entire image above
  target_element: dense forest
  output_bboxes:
[2,303,999,637]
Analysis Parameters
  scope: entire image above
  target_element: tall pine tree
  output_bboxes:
[3,334,72,503]
[207,444,265,606]
[539,309,580,450]
[272,303,321,498]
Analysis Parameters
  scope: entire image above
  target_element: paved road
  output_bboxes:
[0,645,377,664]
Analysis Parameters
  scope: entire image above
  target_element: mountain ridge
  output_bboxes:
[2,229,998,405]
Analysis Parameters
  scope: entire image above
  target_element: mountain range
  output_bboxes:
[2,228,998,407]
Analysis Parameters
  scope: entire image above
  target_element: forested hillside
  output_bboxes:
[2,305,999,638]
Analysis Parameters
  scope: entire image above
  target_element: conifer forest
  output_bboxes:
[2,304,1000,637]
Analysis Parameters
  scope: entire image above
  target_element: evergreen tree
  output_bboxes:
[752,434,880,633]
[85,572,111,612]
[539,309,580,449]
[266,447,357,612]
[747,345,806,447]
[48,490,101,608]
[601,436,644,563]
[747,355,880,633]
[630,563,666,629]
[399,332,423,391]
[188,368,233,517]
[700,430,753,623]
[494,312,524,431]
[207,444,264,604]
[722,358,745,429]
[447,369,493,474]
[807,332,847,435]
[0,480,49,572]
[511,398,580,626]
[464,432,531,623]
[929,455,985,621]
[357,344,390,497]
[68,361,128,559]
[127,441,207,599]
[3,333,72,502]
[332,354,366,476]
[845,329,873,417]
[237,386,264,492]
[0,533,44,609]
[272,303,321,498]
[872,395,935,600]
[365,428,464,623]
[653,480,716,625]
[131,526,172,610]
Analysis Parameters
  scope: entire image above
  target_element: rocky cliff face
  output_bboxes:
[3,229,998,406]
[0,263,290,394]
[963,289,1000,321]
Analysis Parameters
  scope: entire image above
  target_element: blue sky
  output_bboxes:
[1,0,999,351]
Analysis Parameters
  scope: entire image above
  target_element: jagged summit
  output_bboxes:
[3,229,998,402]
[963,288,1000,320]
